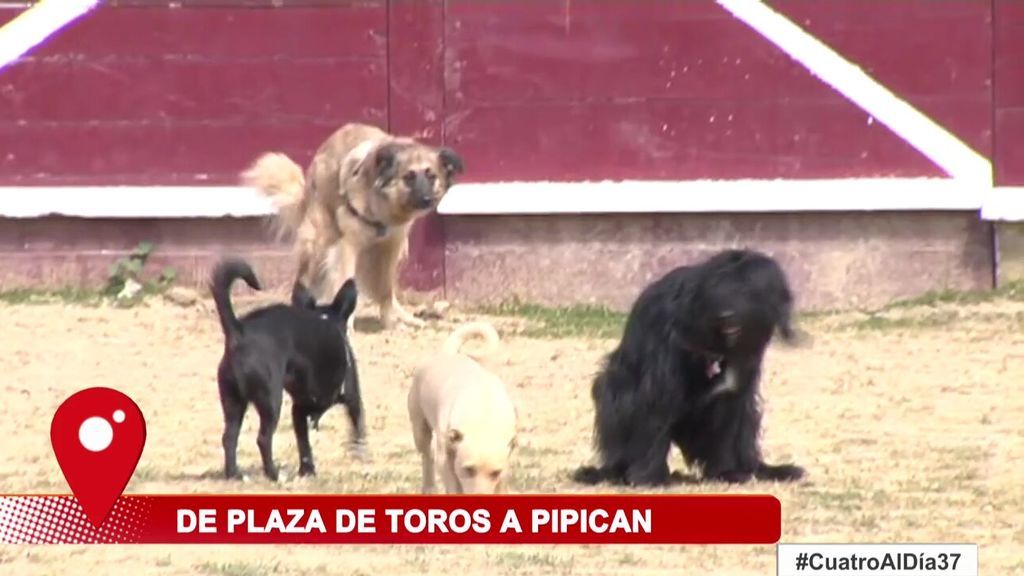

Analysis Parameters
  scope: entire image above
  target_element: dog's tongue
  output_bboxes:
[706,360,722,379]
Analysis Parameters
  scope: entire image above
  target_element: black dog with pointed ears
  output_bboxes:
[211,257,365,482]
[573,249,805,486]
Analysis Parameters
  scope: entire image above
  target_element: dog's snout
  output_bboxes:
[405,170,436,209]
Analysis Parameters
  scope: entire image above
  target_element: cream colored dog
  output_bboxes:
[408,322,517,494]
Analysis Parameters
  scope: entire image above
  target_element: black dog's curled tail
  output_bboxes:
[211,258,262,341]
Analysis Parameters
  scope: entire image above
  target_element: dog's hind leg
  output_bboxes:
[220,398,247,480]
[218,365,247,480]
[253,385,284,482]
[291,403,317,477]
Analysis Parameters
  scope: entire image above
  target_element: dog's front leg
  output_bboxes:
[341,361,368,461]
[436,444,460,494]
[624,434,674,487]
[419,448,437,494]
[292,403,317,477]
[411,418,436,493]
[360,233,425,330]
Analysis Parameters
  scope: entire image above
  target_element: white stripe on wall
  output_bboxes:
[0,180,985,219]
[981,187,1024,222]
[0,182,1017,219]
[0,0,99,71]
[0,186,275,219]
[437,178,986,215]
[716,0,992,186]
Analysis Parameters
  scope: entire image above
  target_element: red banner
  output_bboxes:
[0,494,780,545]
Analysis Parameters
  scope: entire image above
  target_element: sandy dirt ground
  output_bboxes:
[0,291,1022,575]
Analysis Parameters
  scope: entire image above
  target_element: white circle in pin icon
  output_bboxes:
[113,410,125,424]
[79,416,114,452]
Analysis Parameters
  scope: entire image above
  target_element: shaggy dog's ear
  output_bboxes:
[668,279,707,342]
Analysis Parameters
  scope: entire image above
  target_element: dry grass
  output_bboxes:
[0,290,1022,575]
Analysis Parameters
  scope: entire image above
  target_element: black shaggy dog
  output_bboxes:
[573,249,805,487]
[212,258,365,481]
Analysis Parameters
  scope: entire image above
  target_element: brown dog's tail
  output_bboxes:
[241,152,308,241]
[442,321,501,362]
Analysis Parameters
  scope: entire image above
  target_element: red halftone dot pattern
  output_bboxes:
[0,497,152,544]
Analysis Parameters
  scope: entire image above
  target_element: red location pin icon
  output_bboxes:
[50,387,146,527]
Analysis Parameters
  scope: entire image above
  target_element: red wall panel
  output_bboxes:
[995,0,1024,186]
[767,0,993,167]
[0,3,388,185]
[388,0,447,291]
[440,0,985,183]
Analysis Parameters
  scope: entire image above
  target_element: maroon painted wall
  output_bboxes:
[0,0,1015,292]
[995,0,1024,186]
[443,0,987,183]
[0,1,388,185]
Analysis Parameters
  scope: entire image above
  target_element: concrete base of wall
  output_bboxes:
[0,217,295,297]
[995,222,1024,286]
[444,211,995,312]
[0,212,997,313]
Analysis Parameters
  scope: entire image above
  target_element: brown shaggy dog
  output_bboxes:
[241,123,464,330]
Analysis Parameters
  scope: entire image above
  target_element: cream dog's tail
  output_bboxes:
[241,152,308,241]
[443,321,501,361]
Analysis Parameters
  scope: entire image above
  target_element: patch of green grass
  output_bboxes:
[881,280,1024,310]
[478,282,1024,338]
[0,287,104,306]
[846,310,962,332]
[196,561,282,576]
[477,300,626,339]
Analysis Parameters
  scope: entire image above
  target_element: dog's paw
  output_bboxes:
[263,466,281,483]
[349,441,370,462]
[386,311,426,330]
[298,464,317,478]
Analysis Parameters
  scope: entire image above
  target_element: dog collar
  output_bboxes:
[344,198,388,238]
